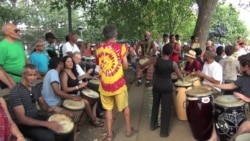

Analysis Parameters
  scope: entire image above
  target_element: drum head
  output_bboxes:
[235,133,250,141]
[63,99,85,110]
[139,58,149,65]
[48,114,74,134]
[215,95,245,107]
[82,88,99,99]
[174,80,192,87]
[171,73,178,80]
[186,86,212,97]
[89,79,99,85]
[184,74,199,82]
[82,56,95,60]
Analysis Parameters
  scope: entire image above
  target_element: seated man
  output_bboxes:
[8,64,74,141]
[182,50,201,75]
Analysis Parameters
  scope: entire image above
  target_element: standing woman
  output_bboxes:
[150,43,183,137]
[0,97,26,141]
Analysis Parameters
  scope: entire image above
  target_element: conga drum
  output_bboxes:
[48,114,74,134]
[186,86,214,140]
[214,95,246,141]
[62,99,85,123]
[174,80,192,121]
[235,133,250,141]
[184,74,201,87]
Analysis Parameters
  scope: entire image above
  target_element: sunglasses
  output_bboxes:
[29,93,36,103]
[14,29,21,33]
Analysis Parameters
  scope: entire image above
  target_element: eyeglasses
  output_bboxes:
[29,93,36,103]
[14,29,21,33]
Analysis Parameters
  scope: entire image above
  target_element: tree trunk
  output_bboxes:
[67,0,72,32]
[194,0,218,50]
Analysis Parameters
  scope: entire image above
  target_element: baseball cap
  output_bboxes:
[45,32,57,39]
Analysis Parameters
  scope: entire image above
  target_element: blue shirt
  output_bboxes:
[42,69,61,106]
[29,52,49,73]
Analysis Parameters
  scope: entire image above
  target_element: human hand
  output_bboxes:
[71,96,82,101]
[47,121,63,133]
[194,70,204,77]
[233,92,248,102]
[87,68,93,75]
[16,136,26,141]
[79,82,88,88]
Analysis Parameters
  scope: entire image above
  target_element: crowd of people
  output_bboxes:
[1,22,250,141]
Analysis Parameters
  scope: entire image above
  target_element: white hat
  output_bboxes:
[185,50,196,59]
[77,38,83,42]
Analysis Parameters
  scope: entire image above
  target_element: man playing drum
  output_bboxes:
[208,53,250,141]
[8,64,74,141]
[96,24,137,141]
[135,31,157,87]
[195,50,223,92]
[182,50,202,75]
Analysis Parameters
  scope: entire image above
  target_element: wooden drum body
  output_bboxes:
[186,87,214,141]
[62,99,85,123]
[174,80,192,121]
[214,95,246,141]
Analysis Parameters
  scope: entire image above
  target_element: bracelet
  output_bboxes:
[75,86,79,90]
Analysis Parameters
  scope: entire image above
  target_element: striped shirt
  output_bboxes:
[8,83,41,124]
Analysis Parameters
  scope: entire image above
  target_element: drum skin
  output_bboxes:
[235,133,250,141]
[186,94,214,141]
[174,86,191,121]
[214,96,246,141]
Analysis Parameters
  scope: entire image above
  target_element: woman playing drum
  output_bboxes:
[150,43,183,137]
[60,56,103,127]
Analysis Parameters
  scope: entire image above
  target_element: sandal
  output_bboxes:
[126,127,137,137]
[99,131,115,141]
[90,118,104,127]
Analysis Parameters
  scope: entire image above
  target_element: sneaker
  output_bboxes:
[136,80,142,87]
[145,81,151,87]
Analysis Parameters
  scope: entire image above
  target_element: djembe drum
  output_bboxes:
[214,95,246,141]
[81,88,99,106]
[88,79,99,92]
[174,80,192,121]
[139,57,150,67]
[48,114,74,134]
[62,99,85,123]
[186,86,214,141]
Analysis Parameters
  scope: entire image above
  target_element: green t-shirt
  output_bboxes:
[0,39,26,82]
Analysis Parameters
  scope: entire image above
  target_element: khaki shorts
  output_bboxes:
[100,90,128,112]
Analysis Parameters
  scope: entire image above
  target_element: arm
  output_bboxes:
[122,44,129,70]
[234,92,250,103]
[135,42,141,57]
[0,98,25,140]
[51,82,81,100]
[12,105,62,133]
[173,62,183,81]
[60,71,87,93]
[37,96,52,112]
[25,58,30,64]
[209,82,238,90]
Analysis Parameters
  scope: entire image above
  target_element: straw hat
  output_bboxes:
[185,50,196,59]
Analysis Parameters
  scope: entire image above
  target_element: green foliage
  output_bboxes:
[210,4,249,44]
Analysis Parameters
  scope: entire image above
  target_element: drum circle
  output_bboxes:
[214,95,246,141]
